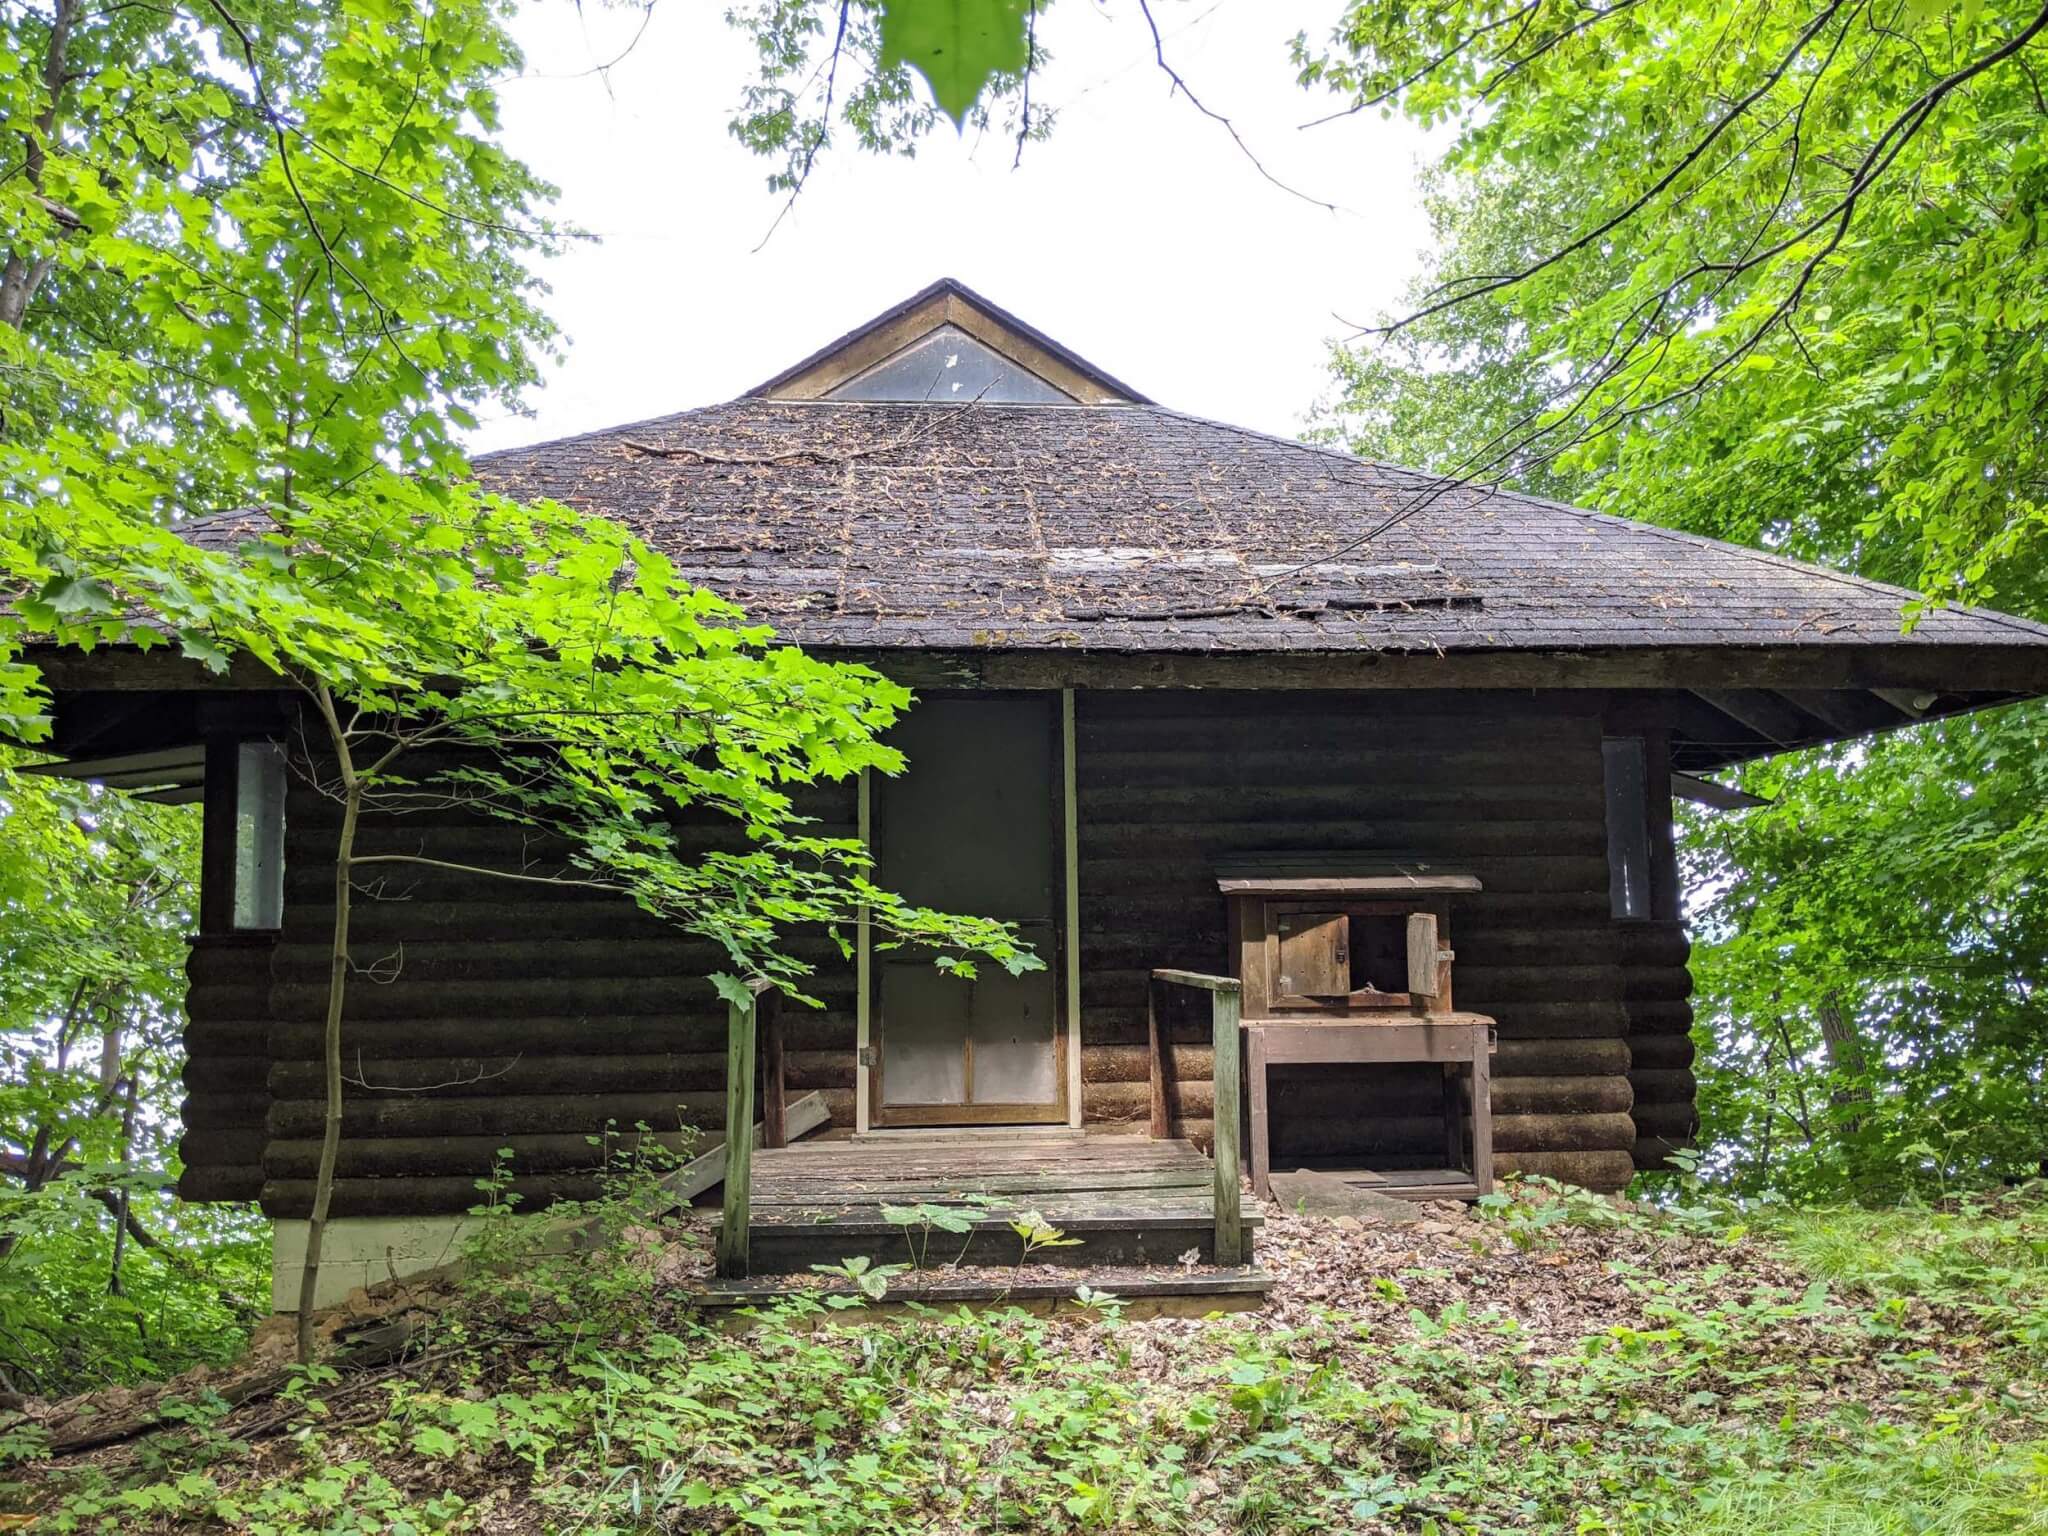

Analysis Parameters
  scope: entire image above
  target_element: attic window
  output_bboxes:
[827,326,1072,404]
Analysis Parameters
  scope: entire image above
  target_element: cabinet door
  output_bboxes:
[1275,911,1349,998]
[1406,912,1440,997]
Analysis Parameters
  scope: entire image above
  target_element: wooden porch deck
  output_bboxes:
[717,1129,1264,1276]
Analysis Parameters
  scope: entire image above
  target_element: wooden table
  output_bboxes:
[1242,1015,1495,1202]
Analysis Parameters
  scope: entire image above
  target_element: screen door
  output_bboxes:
[873,696,1063,1125]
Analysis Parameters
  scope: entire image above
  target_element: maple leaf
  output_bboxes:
[877,0,1031,127]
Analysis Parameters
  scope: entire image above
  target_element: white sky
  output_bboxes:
[471,0,1437,452]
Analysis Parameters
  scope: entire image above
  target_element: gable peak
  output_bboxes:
[749,278,1149,406]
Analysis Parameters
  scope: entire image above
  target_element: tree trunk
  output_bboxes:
[1816,988,1879,1194]
[0,0,78,330]
[1816,990,1869,1132]
[108,1069,141,1299]
[297,693,360,1362]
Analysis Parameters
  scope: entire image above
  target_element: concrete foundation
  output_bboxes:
[270,1215,478,1312]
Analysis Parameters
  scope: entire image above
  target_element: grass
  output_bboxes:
[5,1183,2046,1534]
[1667,1429,2048,1536]
[1769,1198,2048,1291]
[1758,1189,2048,1351]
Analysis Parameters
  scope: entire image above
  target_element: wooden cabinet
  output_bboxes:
[1214,861,1497,1202]
[1221,862,1476,1019]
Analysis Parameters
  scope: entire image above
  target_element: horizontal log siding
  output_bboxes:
[173,690,1697,1216]
[252,767,857,1219]
[1075,691,1641,1193]
[177,935,274,1202]
[1624,920,1697,1167]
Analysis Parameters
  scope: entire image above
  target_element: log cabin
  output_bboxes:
[27,279,2048,1306]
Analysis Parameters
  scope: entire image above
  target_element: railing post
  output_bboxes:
[1147,976,1168,1139]
[1210,983,1244,1265]
[761,990,787,1151]
[716,986,761,1279]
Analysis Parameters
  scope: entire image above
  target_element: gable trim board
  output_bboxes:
[749,278,1149,404]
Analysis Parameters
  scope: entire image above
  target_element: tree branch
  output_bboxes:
[0,0,80,328]
[1369,0,1857,337]
[1137,0,1338,213]
[752,0,851,251]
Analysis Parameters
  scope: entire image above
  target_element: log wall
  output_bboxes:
[1073,691,1642,1193]
[256,770,858,1219]
[175,688,1696,1216]
[1625,922,1698,1168]
[177,934,273,1203]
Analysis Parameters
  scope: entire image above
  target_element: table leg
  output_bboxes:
[1470,1038,1494,1196]
[1442,1064,1462,1172]
[1246,1028,1270,1202]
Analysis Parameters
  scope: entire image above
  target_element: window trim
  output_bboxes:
[200,737,287,936]
[1603,735,1654,922]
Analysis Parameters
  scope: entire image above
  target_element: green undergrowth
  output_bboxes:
[1667,1427,2048,1536]
[5,1183,2046,1535]
[1757,1195,2048,1353]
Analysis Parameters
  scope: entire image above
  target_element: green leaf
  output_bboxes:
[35,575,117,616]
[409,1424,460,1458]
[708,972,757,1010]
[876,0,1031,127]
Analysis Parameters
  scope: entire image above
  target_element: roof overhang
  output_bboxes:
[35,637,2048,697]
[21,635,2045,777]
[17,743,207,803]
[816,643,2048,771]
[1672,771,1772,811]
[15,653,295,796]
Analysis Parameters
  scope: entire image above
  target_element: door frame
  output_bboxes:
[857,690,1075,1130]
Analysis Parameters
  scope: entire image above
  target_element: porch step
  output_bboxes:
[725,1131,1258,1275]
[699,1268,1274,1318]
[849,1126,1084,1145]
[1278,1162,1481,1203]
[739,1206,1260,1273]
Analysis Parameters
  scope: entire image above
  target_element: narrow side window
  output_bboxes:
[1603,737,1651,921]
[232,741,287,930]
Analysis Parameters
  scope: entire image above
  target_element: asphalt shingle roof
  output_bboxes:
[469,398,2048,656]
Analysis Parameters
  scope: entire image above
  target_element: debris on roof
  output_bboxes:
[469,397,2048,657]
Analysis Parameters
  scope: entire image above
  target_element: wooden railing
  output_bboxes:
[1146,969,1245,1266]
[715,980,783,1280]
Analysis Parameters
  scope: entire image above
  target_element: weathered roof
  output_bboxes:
[471,396,2048,659]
